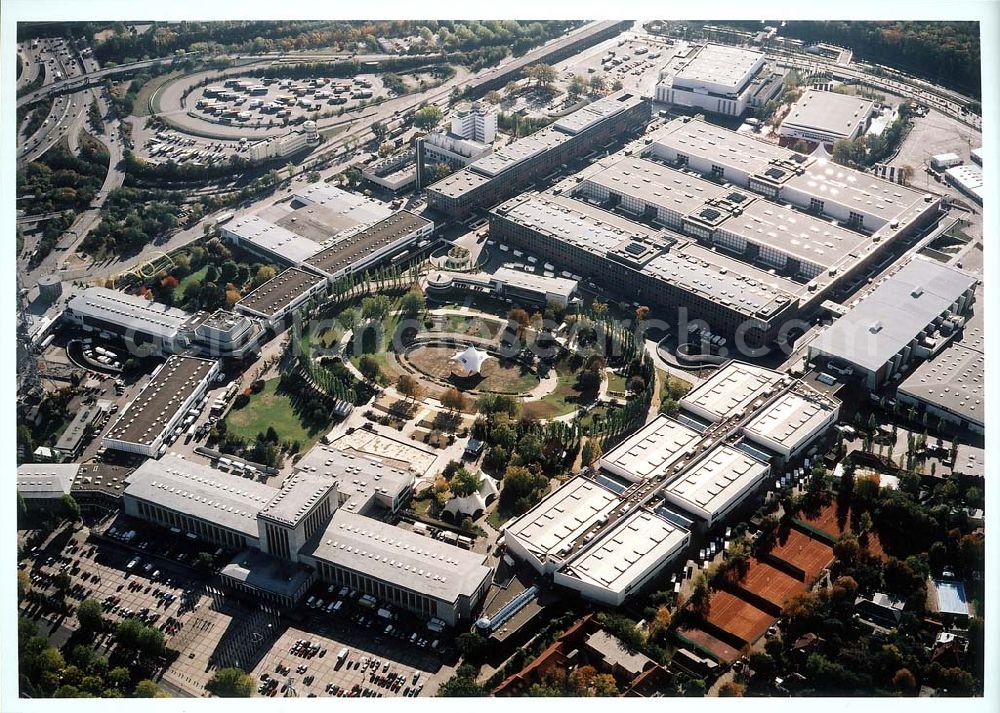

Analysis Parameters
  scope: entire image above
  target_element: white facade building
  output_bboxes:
[451,101,497,143]
[655,43,766,116]
[778,89,875,146]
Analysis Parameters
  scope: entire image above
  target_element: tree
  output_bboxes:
[358,354,381,382]
[193,551,215,570]
[589,74,606,93]
[581,438,602,466]
[413,105,444,129]
[306,170,321,183]
[61,494,81,522]
[441,387,468,413]
[567,74,588,98]
[504,80,520,97]
[892,668,917,693]
[449,467,481,498]
[361,294,392,322]
[484,90,502,105]
[206,668,253,697]
[400,289,425,317]
[18,570,30,600]
[371,120,387,142]
[525,63,556,88]
[610,79,623,91]
[833,532,860,566]
[437,664,486,697]
[76,599,104,633]
[396,374,424,402]
[719,681,745,696]
[134,679,169,698]
[508,307,530,338]
[455,632,488,661]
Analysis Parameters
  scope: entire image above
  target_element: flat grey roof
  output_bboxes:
[105,356,217,447]
[471,126,570,178]
[662,444,769,519]
[504,476,620,559]
[578,155,726,215]
[649,118,791,176]
[561,508,688,595]
[293,183,393,225]
[55,399,108,453]
[223,215,322,264]
[743,386,840,449]
[932,579,970,617]
[258,475,336,527]
[599,415,702,482]
[785,158,929,225]
[68,287,196,341]
[680,361,784,421]
[17,464,79,497]
[780,89,875,139]
[236,267,326,318]
[492,266,577,299]
[293,444,415,514]
[495,193,799,317]
[303,211,432,277]
[124,454,278,538]
[221,549,316,599]
[302,509,492,604]
[810,257,978,372]
[731,197,871,268]
[426,166,491,198]
[897,294,984,426]
[673,43,764,90]
[552,92,639,135]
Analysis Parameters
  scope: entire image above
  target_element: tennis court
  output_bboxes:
[739,561,807,609]
[796,504,888,559]
[677,626,741,664]
[768,528,834,583]
[705,590,774,646]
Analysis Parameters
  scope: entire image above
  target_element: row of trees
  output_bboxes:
[18,615,168,698]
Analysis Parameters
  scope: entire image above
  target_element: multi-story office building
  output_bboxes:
[428,92,650,219]
[450,101,497,143]
[122,446,490,624]
[415,131,493,189]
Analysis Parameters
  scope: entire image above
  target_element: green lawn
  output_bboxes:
[522,359,594,420]
[606,371,626,393]
[224,379,331,450]
[175,265,209,300]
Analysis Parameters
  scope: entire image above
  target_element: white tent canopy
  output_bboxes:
[450,345,491,376]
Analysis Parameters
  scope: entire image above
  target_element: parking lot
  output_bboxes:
[553,31,675,97]
[249,616,453,698]
[18,519,214,654]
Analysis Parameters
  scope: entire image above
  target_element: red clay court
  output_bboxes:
[796,504,887,559]
[704,590,774,646]
[739,560,807,609]
[677,626,741,663]
[768,528,834,583]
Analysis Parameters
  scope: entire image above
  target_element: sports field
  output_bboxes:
[704,590,774,646]
[768,528,834,583]
[739,561,807,609]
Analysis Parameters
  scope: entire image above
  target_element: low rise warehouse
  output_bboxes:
[103,356,220,457]
[809,256,978,388]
